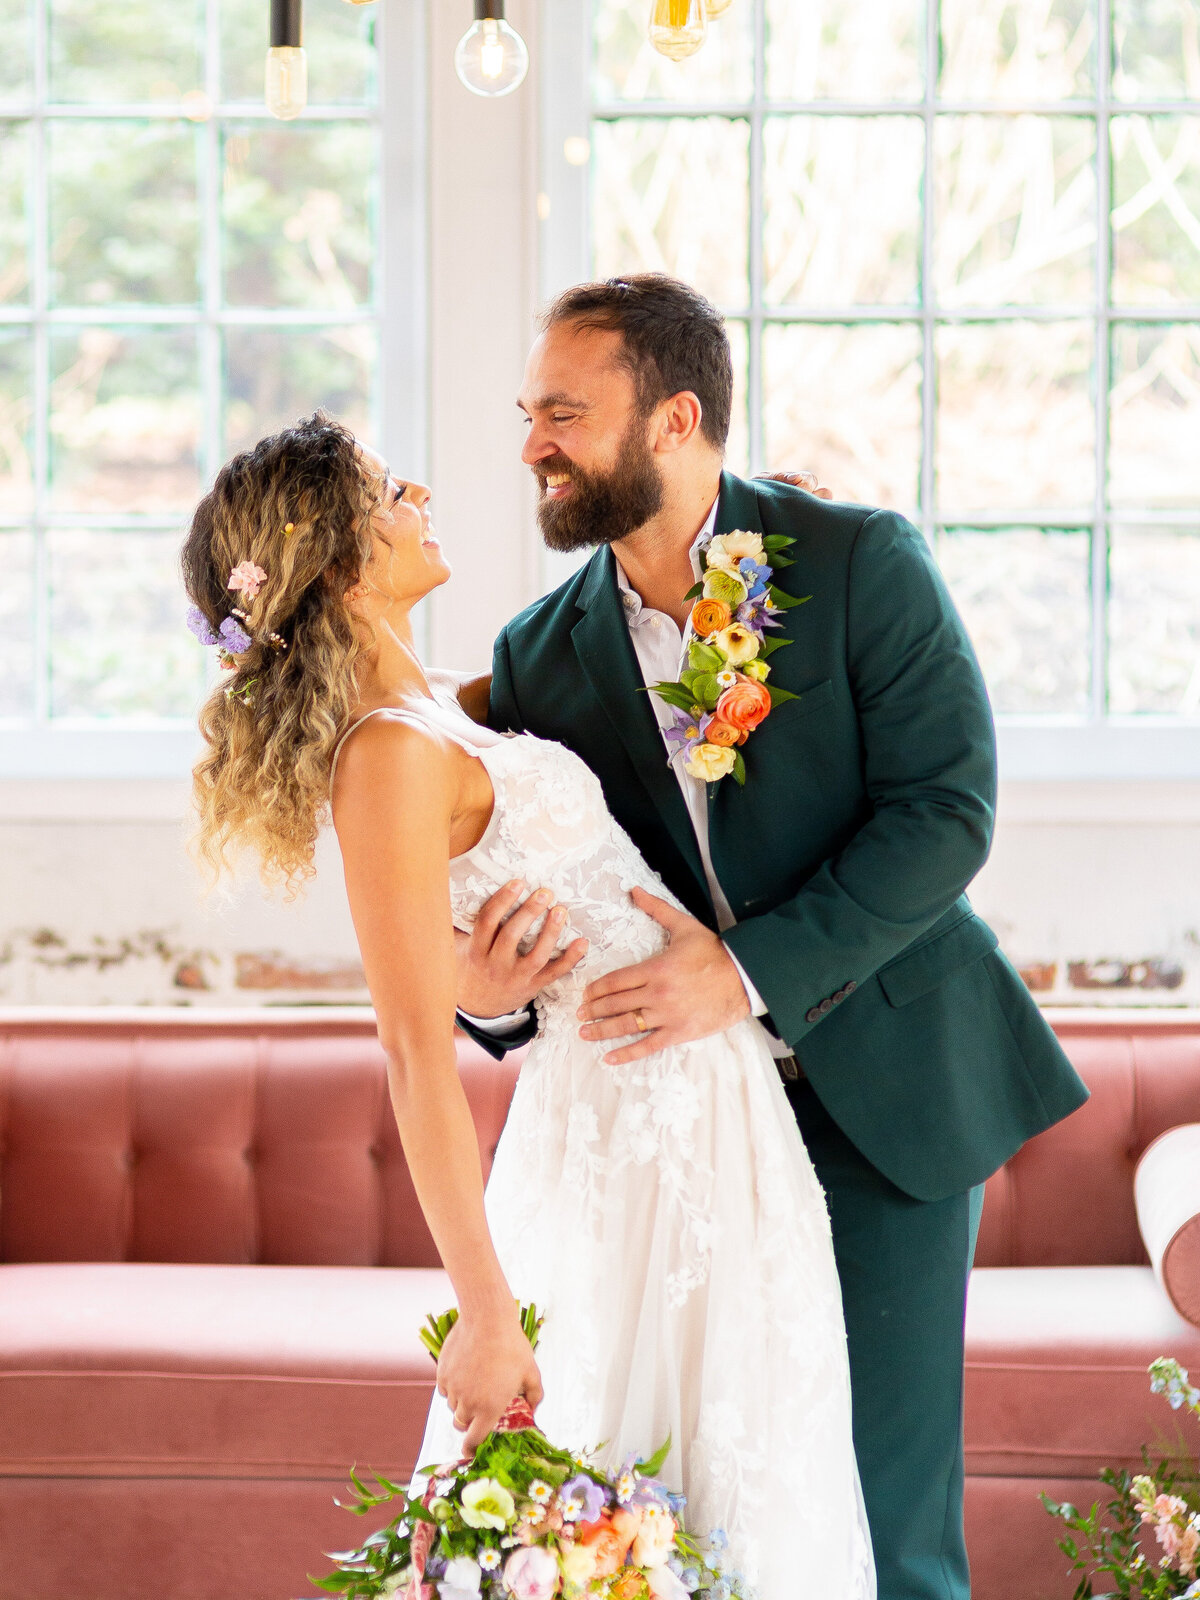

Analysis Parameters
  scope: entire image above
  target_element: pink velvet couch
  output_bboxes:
[1,1008,1198,1600]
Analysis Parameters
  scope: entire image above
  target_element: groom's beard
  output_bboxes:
[535,425,665,553]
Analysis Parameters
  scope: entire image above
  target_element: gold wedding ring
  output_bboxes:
[634,1010,647,1033]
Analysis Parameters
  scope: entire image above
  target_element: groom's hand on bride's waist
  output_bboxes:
[576,888,751,1064]
[455,878,590,1019]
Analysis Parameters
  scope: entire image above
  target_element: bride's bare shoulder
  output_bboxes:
[331,710,459,810]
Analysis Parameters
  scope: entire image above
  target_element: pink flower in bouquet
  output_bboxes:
[1150,1493,1190,1561]
[1180,1523,1199,1578]
[502,1544,559,1600]
[647,1567,690,1600]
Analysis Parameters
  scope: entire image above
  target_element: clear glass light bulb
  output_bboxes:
[455,16,530,97]
[648,0,708,60]
[265,45,307,118]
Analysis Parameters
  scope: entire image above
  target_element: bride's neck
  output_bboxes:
[352,608,433,714]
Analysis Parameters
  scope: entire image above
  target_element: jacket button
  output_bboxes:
[805,1006,821,1024]
[832,988,845,1004]
[844,980,857,994]
[818,997,833,1015]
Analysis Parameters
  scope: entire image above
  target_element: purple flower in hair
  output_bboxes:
[186,605,219,646]
[218,616,252,654]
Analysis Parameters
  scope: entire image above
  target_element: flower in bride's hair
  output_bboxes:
[186,605,219,646]
[227,561,268,600]
[461,1478,516,1531]
[217,616,252,654]
[684,742,738,782]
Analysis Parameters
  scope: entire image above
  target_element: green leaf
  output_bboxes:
[637,1434,673,1477]
[649,682,697,713]
[758,636,793,658]
[767,684,800,707]
[731,750,746,784]
[689,641,724,672]
[694,674,720,710]
[767,585,811,610]
[683,581,704,601]
[768,552,794,568]
[762,534,796,552]
[679,667,701,693]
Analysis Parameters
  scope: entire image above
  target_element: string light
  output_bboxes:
[265,0,306,119]
[648,0,708,61]
[455,1,530,98]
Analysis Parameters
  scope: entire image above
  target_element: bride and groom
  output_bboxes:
[183,272,1088,1600]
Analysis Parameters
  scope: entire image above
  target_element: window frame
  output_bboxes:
[0,0,427,780]
[540,0,1200,780]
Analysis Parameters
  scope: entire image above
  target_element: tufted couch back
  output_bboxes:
[2,1008,1198,1271]
[976,1013,1200,1268]
[0,1010,520,1267]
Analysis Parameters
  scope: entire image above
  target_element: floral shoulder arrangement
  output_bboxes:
[648,530,808,786]
[1043,1358,1200,1598]
[311,1305,751,1600]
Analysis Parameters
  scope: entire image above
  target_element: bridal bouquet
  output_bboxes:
[311,1307,750,1600]
[1042,1359,1200,1598]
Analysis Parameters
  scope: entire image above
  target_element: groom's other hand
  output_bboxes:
[756,467,834,500]
[577,887,750,1063]
[456,880,589,1018]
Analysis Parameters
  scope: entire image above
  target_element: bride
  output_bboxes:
[183,411,874,1600]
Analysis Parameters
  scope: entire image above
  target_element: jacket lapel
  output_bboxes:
[571,547,710,905]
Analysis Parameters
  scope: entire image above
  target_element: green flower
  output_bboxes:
[702,569,748,607]
[460,1477,517,1531]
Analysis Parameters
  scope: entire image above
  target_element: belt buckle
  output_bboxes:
[776,1053,800,1082]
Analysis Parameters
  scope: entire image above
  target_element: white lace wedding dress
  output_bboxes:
[341,684,875,1600]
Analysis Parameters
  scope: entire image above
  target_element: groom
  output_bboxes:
[453,273,1089,1600]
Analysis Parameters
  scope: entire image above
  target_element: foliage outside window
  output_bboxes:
[587,0,1200,725]
[0,0,379,732]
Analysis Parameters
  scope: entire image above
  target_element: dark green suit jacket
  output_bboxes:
[465,471,1088,1203]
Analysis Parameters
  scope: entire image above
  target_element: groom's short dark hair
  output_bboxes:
[541,274,733,451]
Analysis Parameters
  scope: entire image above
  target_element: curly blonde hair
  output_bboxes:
[181,411,378,892]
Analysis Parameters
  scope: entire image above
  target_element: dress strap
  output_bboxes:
[329,699,505,792]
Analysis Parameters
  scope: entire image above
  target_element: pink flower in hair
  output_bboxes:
[228,561,267,600]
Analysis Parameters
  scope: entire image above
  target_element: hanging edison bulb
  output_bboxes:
[648,0,708,61]
[266,0,307,119]
[455,1,530,97]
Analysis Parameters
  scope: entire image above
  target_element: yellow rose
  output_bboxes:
[742,658,770,682]
[684,742,737,782]
[712,623,760,665]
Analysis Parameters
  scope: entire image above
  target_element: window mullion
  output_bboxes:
[200,0,222,492]
[921,0,937,550]
[1093,0,1113,725]
[747,0,765,475]
[31,0,49,729]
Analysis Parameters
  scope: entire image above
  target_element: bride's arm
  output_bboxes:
[332,716,541,1450]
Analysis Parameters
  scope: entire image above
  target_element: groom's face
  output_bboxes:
[518,323,664,552]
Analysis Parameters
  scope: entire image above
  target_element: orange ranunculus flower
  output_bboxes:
[703,719,740,747]
[691,597,732,637]
[579,1509,641,1577]
[717,674,772,733]
[611,1572,650,1600]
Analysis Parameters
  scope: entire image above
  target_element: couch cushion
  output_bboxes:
[0,1262,452,1479]
[965,1265,1200,1477]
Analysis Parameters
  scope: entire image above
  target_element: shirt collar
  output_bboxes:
[614,495,719,622]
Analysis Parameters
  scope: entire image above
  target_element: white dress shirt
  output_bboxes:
[466,493,793,1057]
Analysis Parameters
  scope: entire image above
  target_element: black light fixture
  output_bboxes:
[454,0,530,98]
[266,0,307,119]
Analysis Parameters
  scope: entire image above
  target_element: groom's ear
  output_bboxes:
[652,390,705,455]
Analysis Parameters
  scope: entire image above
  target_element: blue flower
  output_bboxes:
[679,1569,702,1593]
[186,605,219,646]
[708,1530,728,1552]
[737,558,772,598]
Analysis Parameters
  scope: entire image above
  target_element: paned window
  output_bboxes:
[544,0,1200,769]
[0,0,379,771]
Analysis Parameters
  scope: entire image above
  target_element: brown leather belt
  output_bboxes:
[776,1053,804,1082]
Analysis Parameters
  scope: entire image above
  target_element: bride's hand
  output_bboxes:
[436,1309,544,1455]
[456,881,589,1019]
